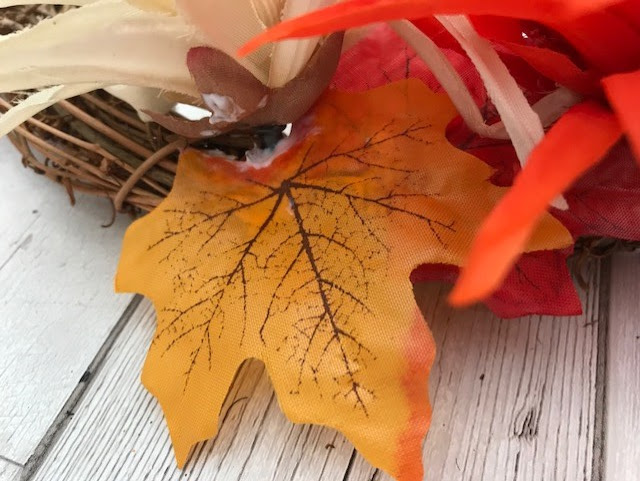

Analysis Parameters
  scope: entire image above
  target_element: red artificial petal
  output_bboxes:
[546,10,640,75]
[238,0,623,56]
[610,0,640,30]
[471,16,599,94]
[500,43,598,94]
[603,69,640,164]
[450,101,622,306]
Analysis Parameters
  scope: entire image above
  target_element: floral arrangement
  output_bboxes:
[1,1,639,480]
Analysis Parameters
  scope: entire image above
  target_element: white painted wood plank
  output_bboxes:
[0,138,133,464]
[349,260,603,481]
[606,252,640,480]
[31,300,356,481]
[32,260,603,481]
[0,459,22,481]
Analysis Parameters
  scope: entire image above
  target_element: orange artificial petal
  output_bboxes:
[239,0,624,55]
[603,69,640,163]
[450,101,623,306]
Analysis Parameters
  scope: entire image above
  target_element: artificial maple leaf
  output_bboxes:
[333,26,583,318]
[116,79,571,480]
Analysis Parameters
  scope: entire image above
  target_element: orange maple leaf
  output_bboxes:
[116,79,571,480]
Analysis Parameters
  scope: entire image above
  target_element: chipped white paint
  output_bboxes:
[199,130,220,138]
[0,138,133,465]
[257,94,268,109]
[0,459,21,481]
[244,132,300,168]
[172,103,211,121]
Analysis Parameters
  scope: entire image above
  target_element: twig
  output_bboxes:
[114,139,186,211]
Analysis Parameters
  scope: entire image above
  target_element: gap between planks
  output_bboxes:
[591,257,611,481]
[0,459,22,481]
[28,258,606,481]
[0,456,22,469]
[19,296,143,481]
[0,138,133,468]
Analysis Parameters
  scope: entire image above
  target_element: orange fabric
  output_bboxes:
[603,70,640,163]
[239,0,624,56]
[116,80,570,480]
[450,102,623,306]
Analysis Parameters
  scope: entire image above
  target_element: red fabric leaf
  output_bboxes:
[546,9,640,75]
[450,102,623,306]
[411,248,581,318]
[557,142,640,239]
[331,25,486,103]
[610,0,640,30]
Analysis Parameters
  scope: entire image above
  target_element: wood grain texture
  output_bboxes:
[605,253,640,480]
[0,459,21,481]
[349,259,604,481]
[31,259,603,481]
[31,301,356,481]
[0,139,133,465]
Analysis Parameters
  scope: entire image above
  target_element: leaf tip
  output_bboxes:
[173,441,193,470]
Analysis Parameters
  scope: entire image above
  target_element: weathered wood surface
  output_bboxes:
[30,259,605,481]
[605,253,640,481]
[348,261,605,481]
[0,459,21,481]
[2,136,638,480]
[0,138,133,469]
[30,301,357,481]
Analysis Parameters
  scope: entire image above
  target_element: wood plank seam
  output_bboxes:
[0,229,37,273]
[20,295,143,481]
[26,259,604,480]
[0,138,135,465]
[591,257,611,481]
[341,451,359,481]
[0,456,23,469]
[342,259,603,481]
